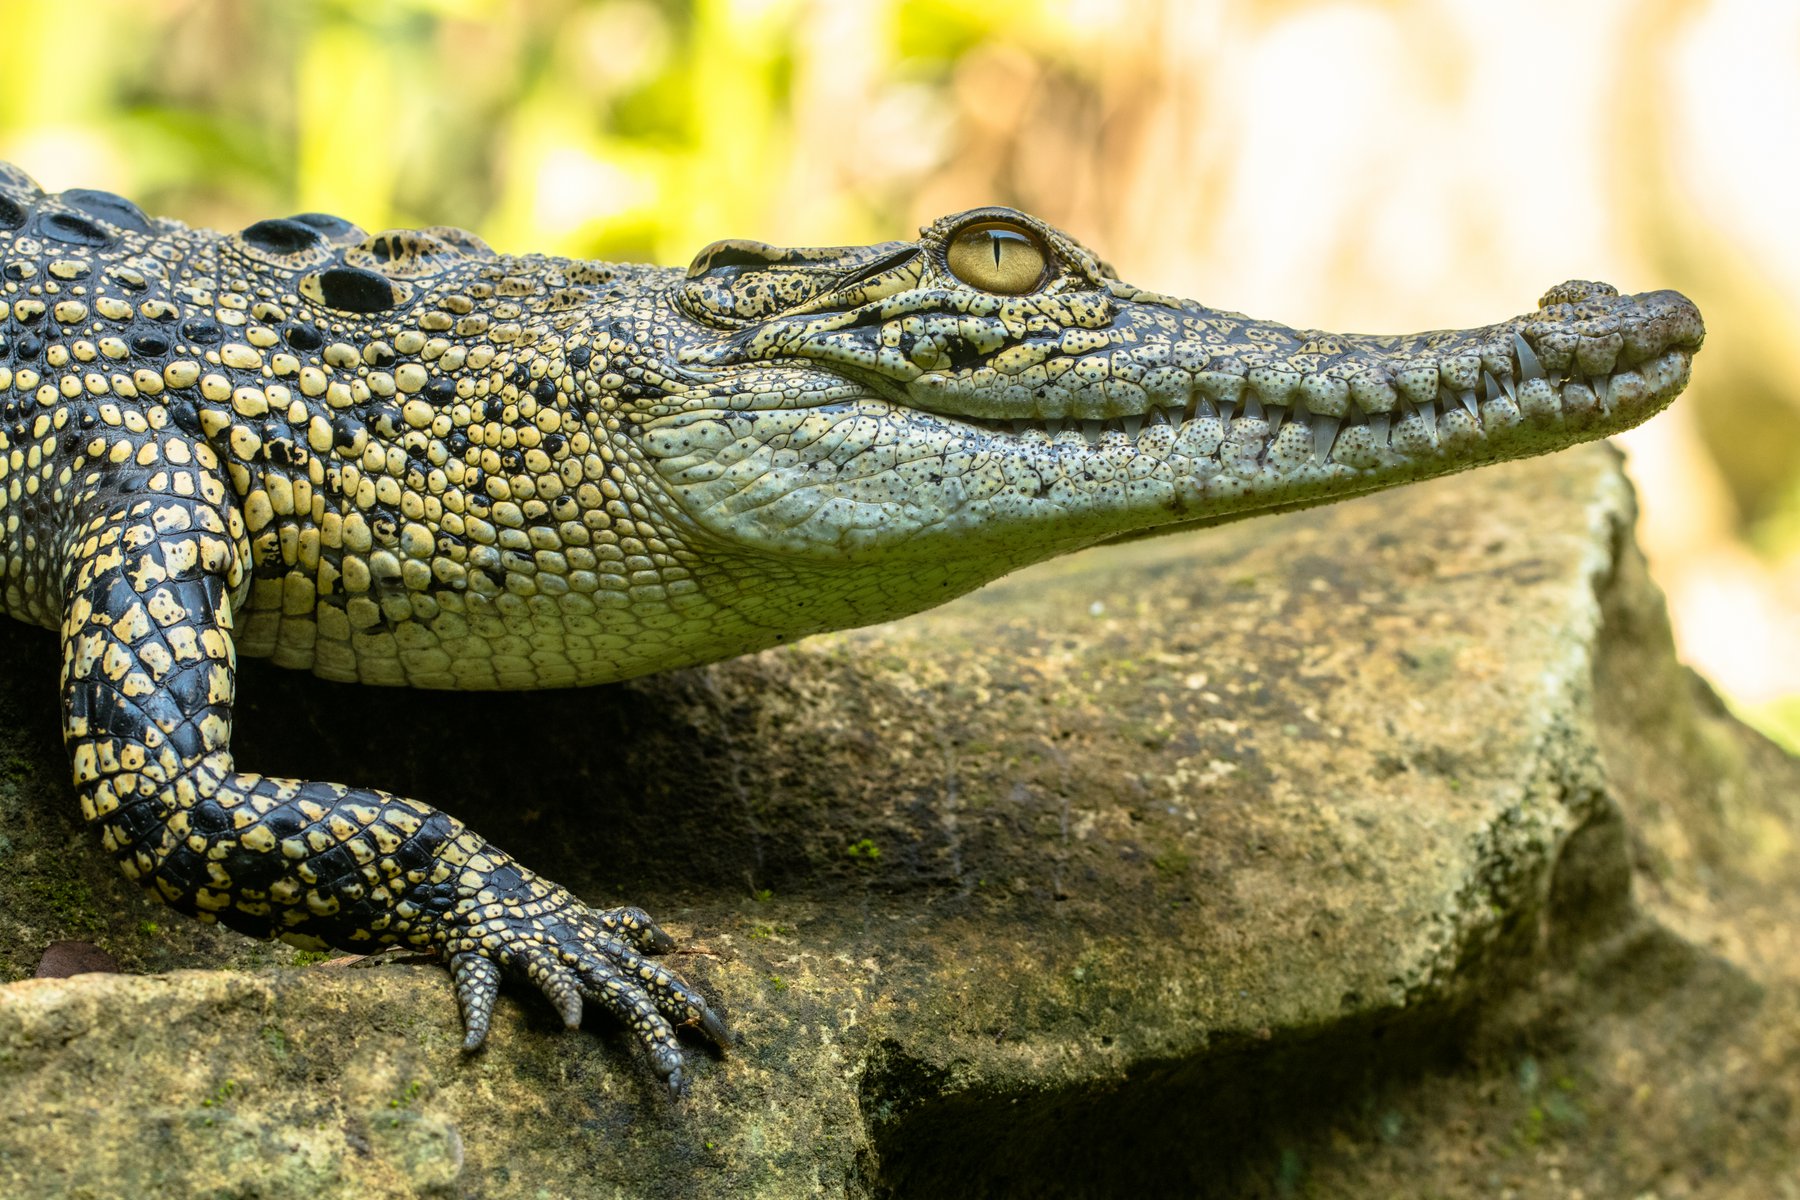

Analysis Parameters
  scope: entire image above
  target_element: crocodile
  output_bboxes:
[0,163,1703,1094]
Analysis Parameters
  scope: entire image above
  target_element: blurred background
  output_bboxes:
[0,0,1793,749]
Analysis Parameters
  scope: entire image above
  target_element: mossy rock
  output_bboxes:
[2,447,1796,1198]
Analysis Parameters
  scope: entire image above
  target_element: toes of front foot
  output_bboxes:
[447,906,729,1092]
[566,943,731,1086]
[450,952,502,1051]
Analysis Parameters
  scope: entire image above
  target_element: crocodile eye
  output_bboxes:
[945,221,1049,294]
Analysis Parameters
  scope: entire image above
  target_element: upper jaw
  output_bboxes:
[667,205,1702,459]
[672,275,1702,471]
[899,279,1703,432]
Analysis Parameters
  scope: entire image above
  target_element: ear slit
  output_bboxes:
[835,246,919,289]
[686,239,786,278]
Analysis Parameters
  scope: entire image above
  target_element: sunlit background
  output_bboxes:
[1,0,1794,748]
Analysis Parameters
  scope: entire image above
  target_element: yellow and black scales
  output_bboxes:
[0,163,1703,1092]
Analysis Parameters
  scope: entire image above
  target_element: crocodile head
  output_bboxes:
[628,206,1700,622]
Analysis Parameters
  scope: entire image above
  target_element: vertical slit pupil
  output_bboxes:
[988,229,1031,266]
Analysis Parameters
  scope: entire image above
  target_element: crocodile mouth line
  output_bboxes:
[929,336,1696,469]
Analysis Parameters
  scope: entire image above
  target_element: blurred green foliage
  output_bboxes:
[0,0,1068,263]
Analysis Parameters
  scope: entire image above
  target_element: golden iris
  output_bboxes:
[945,221,1049,294]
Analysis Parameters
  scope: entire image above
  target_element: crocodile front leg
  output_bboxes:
[58,455,726,1093]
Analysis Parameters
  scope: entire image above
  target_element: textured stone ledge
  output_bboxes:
[2,446,1795,1198]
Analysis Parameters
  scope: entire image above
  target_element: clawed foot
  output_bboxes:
[444,897,728,1096]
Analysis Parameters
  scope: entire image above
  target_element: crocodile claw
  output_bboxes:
[447,899,727,1095]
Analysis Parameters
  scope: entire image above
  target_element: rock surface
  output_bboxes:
[1,446,1795,1198]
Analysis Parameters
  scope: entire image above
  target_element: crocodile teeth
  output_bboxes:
[1484,371,1505,403]
[1011,420,1032,435]
[1457,390,1478,418]
[1120,413,1143,439]
[1563,379,1598,416]
[1217,398,1237,424]
[1082,420,1103,443]
[1413,401,1437,440]
[1512,332,1545,381]
[1368,412,1391,446]
[1243,394,1265,421]
[1043,418,1064,436]
[1311,414,1340,462]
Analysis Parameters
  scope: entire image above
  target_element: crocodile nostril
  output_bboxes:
[1538,280,1621,308]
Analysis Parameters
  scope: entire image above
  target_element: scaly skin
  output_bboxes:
[0,165,1703,1093]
